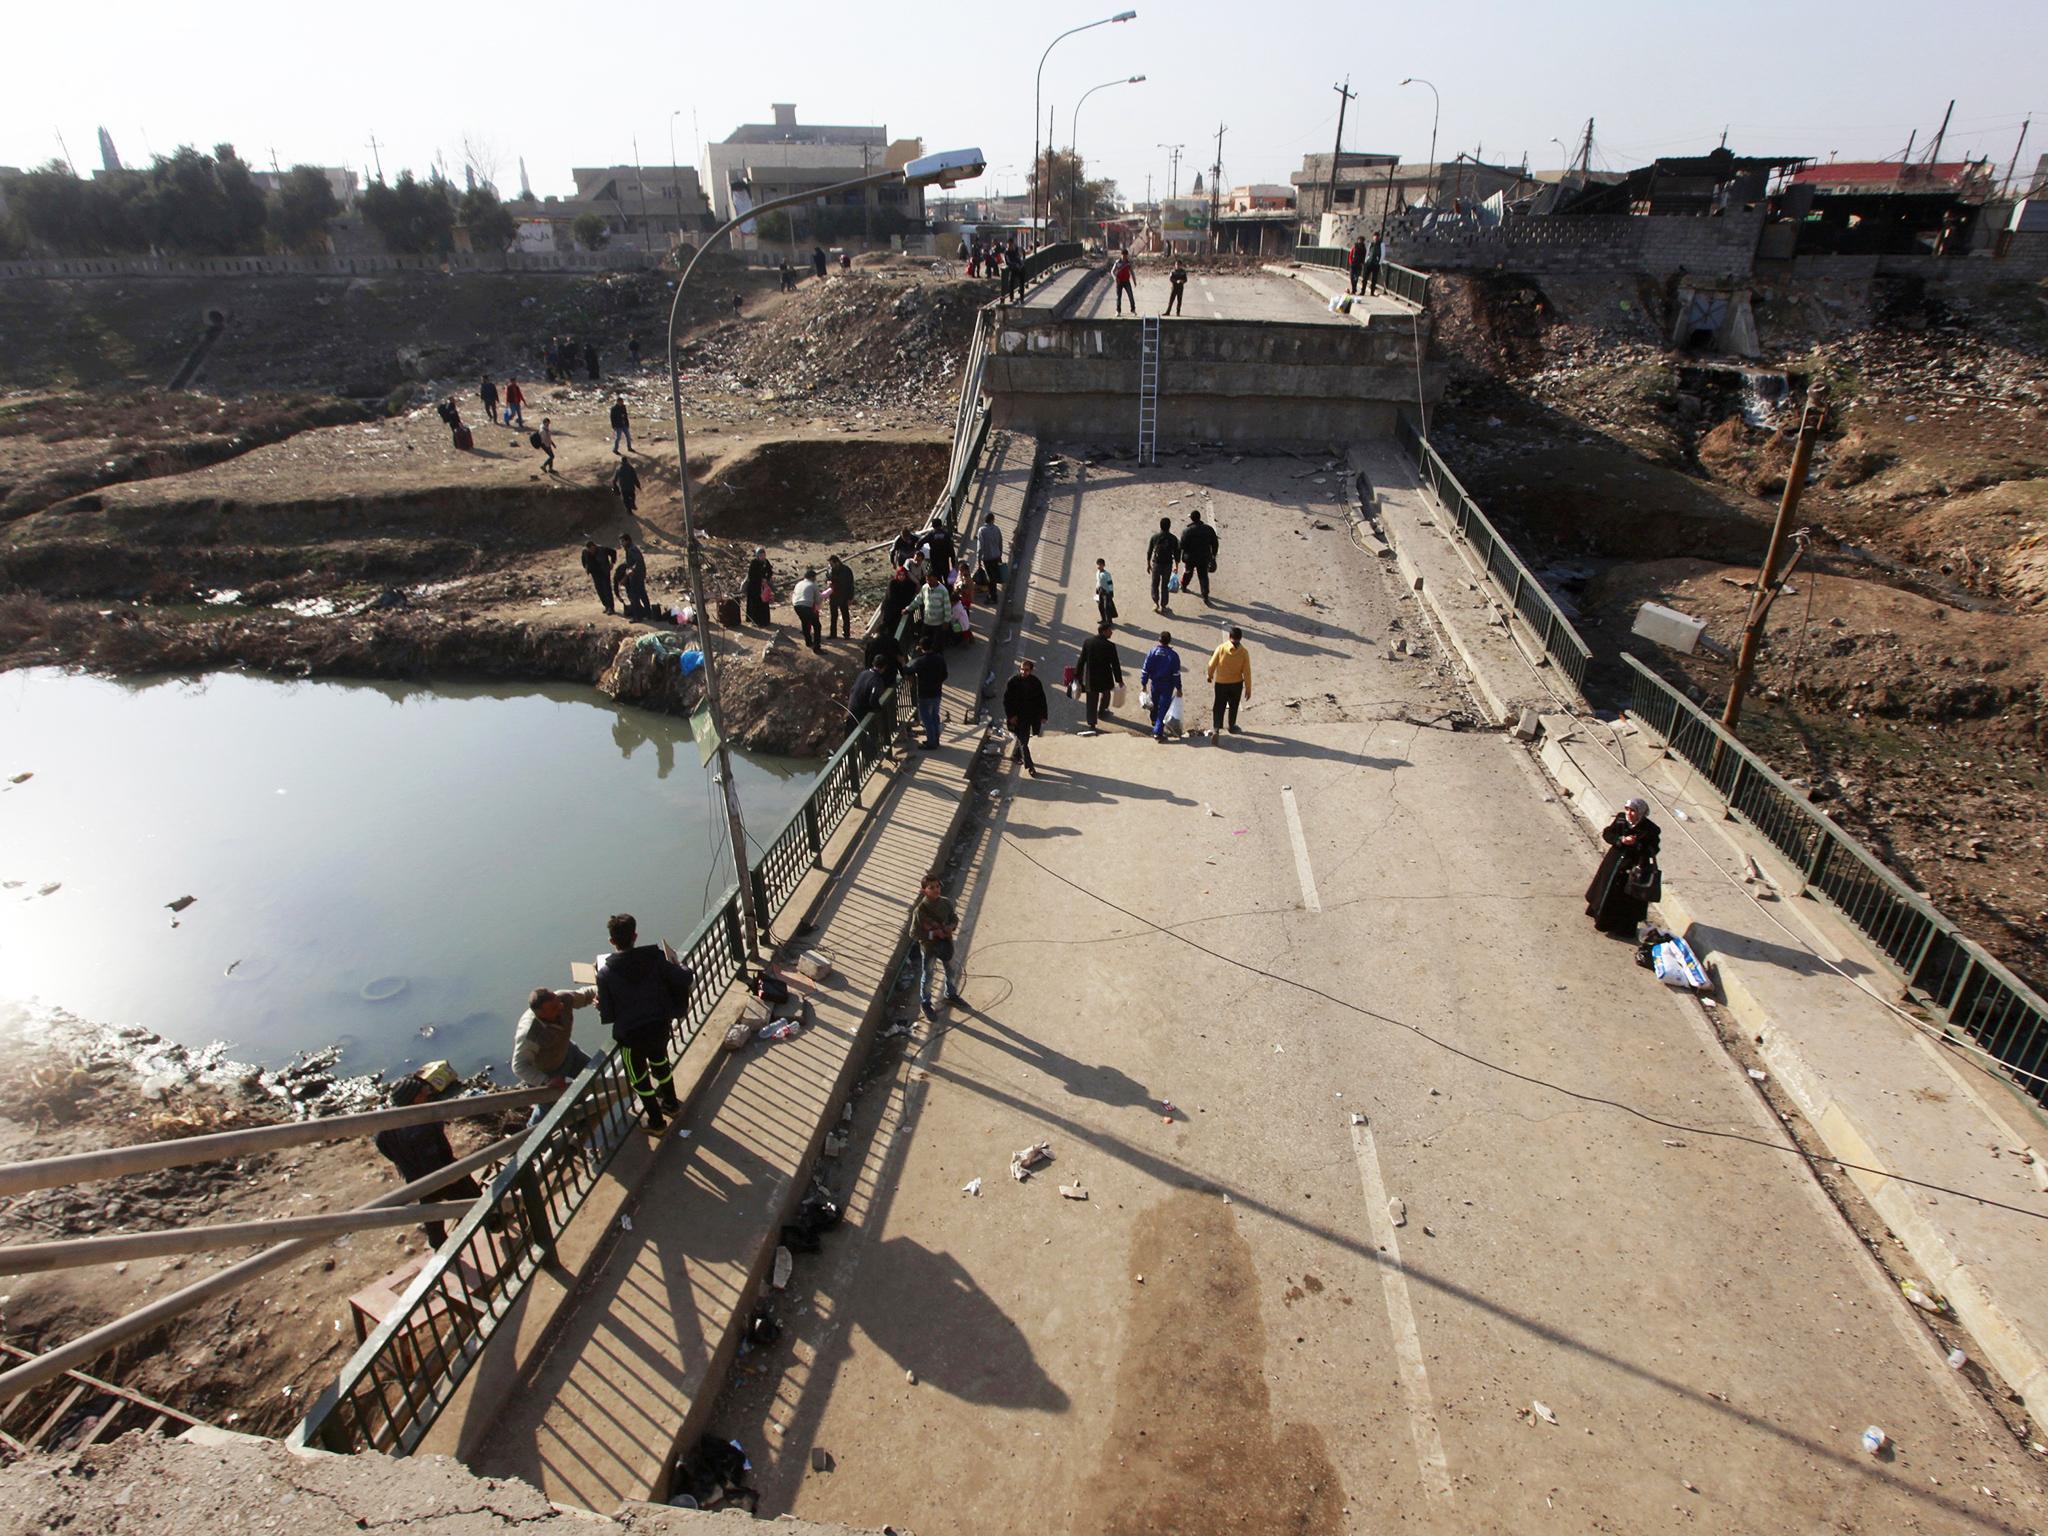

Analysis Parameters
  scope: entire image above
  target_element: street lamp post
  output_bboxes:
[1069,74,1146,234]
[665,149,985,953]
[1400,77,1440,206]
[1033,10,1136,237]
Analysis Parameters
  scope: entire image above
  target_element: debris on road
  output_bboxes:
[1747,1068,1769,1081]
[772,1246,793,1290]
[1389,1197,1408,1228]
[1010,1141,1053,1182]
[1899,1278,1950,1316]
[961,1177,982,1197]
[1530,1401,1559,1426]
[1862,1426,1888,1456]
[1059,1183,1090,1201]
[166,895,197,913]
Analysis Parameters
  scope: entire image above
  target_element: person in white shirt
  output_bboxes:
[791,568,823,652]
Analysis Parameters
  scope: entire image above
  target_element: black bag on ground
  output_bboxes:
[751,970,791,1007]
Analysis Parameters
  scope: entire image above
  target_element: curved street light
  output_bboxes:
[1034,11,1137,238]
[666,147,986,950]
[1400,76,1440,207]
[1069,74,1147,235]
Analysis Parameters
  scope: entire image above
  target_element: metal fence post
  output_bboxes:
[516,1166,556,1266]
[803,799,822,857]
[1803,833,1833,892]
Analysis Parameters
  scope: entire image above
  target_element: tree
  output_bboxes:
[1025,148,1121,231]
[571,212,610,251]
[134,144,268,255]
[458,185,518,252]
[9,160,146,253]
[273,165,340,253]
[360,171,457,255]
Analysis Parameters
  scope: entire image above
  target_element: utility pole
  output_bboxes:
[1925,99,1954,170]
[1159,143,1184,202]
[634,134,651,252]
[2003,118,2032,200]
[366,135,385,184]
[1722,398,1826,732]
[1323,77,1357,240]
[1209,122,1226,251]
[1575,119,1593,182]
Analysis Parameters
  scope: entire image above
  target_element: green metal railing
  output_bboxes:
[1395,414,1591,694]
[1293,244,1429,308]
[1623,654,2048,1111]
[295,302,1013,1460]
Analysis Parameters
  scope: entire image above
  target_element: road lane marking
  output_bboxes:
[1351,1116,1454,1501]
[1281,787,1321,912]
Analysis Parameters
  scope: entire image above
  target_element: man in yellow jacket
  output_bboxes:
[1205,627,1252,739]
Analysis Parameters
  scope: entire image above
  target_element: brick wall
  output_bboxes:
[0,249,669,282]
[1384,211,1764,281]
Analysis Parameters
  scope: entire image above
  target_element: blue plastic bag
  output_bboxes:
[679,647,706,677]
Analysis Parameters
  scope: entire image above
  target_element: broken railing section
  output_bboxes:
[1393,413,1593,694]
[1623,655,2048,1112]
[1294,244,1431,309]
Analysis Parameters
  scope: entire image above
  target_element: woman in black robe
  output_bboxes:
[878,566,917,636]
[1586,796,1661,935]
[744,548,774,627]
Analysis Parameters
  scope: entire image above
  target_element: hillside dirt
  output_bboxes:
[0,264,985,755]
[1429,268,2048,991]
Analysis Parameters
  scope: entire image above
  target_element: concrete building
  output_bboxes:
[1226,183,1294,212]
[571,165,710,231]
[1292,153,1533,244]
[249,167,361,211]
[700,104,924,250]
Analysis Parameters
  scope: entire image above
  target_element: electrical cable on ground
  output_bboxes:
[993,833,2048,1224]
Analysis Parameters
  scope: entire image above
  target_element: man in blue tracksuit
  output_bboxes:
[1139,631,1182,742]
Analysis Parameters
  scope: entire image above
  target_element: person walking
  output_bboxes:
[908,872,964,1019]
[1364,229,1385,296]
[1347,236,1368,295]
[372,1066,484,1249]
[1164,257,1188,315]
[1112,249,1136,315]
[1004,236,1024,300]
[609,396,632,454]
[1204,626,1252,739]
[580,539,618,615]
[914,567,952,651]
[1585,797,1662,936]
[480,374,499,426]
[1094,558,1118,625]
[904,639,949,749]
[848,657,894,722]
[612,455,640,517]
[826,553,855,638]
[1075,620,1124,731]
[537,417,557,474]
[595,913,692,1131]
[976,517,1006,603]
[584,342,600,381]
[1146,516,1181,614]
[1139,631,1183,741]
[616,532,650,619]
[1179,508,1219,604]
[744,548,774,627]
[1003,657,1050,777]
[812,246,829,281]
[503,377,525,427]
[791,567,823,653]
[627,334,642,370]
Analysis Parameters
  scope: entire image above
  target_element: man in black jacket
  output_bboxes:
[1074,621,1124,731]
[1179,509,1219,604]
[616,533,650,619]
[373,1068,483,1248]
[1146,517,1181,615]
[826,553,856,638]
[609,396,632,454]
[1002,657,1050,776]
[612,455,640,517]
[596,912,693,1129]
[580,540,617,616]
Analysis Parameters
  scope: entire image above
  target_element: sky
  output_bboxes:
[5,0,2042,203]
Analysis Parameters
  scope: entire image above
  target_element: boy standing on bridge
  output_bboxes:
[596,914,692,1132]
[1364,230,1385,296]
[1112,250,1136,314]
[1165,258,1188,315]
[909,873,964,1019]
[1347,236,1368,294]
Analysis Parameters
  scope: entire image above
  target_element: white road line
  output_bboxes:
[1280,787,1321,912]
[1350,1116,1454,1501]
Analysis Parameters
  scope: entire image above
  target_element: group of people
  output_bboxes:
[1347,231,1387,296]
[544,336,602,383]
[480,375,525,428]
[580,533,651,618]
[1137,509,1220,613]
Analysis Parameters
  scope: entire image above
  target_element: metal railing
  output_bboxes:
[1394,414,1592,694]
[296,293,1016,1460]
[1623,654,2048,1111]
[1292,244,1430,308]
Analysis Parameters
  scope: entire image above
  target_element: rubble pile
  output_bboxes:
[685,272,986,417]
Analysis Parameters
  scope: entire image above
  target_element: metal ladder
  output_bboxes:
[1137,316,1161,465]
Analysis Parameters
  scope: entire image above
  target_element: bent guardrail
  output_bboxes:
[1622,654,2048,1112]
[1292,244,1429,308]
[1394,414,1591,695]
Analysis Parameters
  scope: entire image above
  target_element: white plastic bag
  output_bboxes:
[1167,570,1182,592]
[1164,697,1185,737]
[1111,685,1127,709]
[1651,936,1709,990]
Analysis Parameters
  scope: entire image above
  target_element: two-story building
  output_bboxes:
[700,104,926,252]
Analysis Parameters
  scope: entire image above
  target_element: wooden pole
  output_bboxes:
[0,1132,524,1407]
[0,1202,477,1276]
[1722,401,1825,732]
[0,1086,557,1200]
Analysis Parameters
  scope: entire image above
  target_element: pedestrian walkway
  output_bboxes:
[452,435,1043,1512]
[1365,430,2048,1429]
[1272,259,1419,322]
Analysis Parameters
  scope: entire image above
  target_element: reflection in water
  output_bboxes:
[0,669,812,1076]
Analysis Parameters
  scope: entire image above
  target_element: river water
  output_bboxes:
[0,670,810,1079]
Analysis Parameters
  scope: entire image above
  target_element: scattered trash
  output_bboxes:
[1673,807,1691,821]
[1683,1480,1699,1494]
[758,1017,804,1043]
[223,959,242,977]
[962,1177,982,1197]
[772,1245,793,1290]
[165,895,196,913]
[1059,1183,1090,1201]
[36,883,61,897]
[906,1369,917,1385]
[1861,1426,1888,1457]
[1747,1068,1768,1081]
[1389,1198,1407,1228]
[1661,1139,1686,1148]
[7,773,30,785]
[1899,1278,1949,1316]
[620,1214,634,1232]
[1531,1401,1558,1426]
[1350,1112,1366,1126]
[1947,1348,1968,1370]
[1206,805,1222,818]
[810,1447,834,1473]
[797,949,834,980]
[1010,1142,1053,1182]
[1651,934,1711,990]
[823,1130,849,1158]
